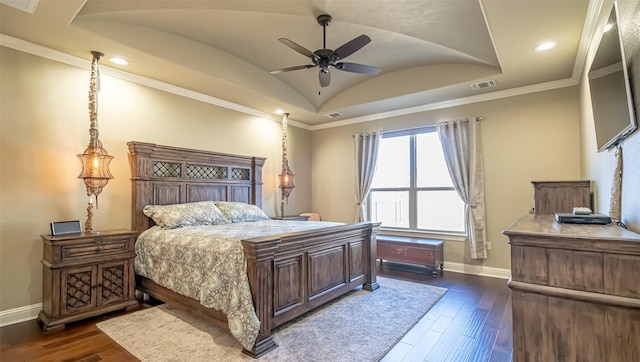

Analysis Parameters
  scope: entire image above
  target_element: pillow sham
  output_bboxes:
[143,201,230,229]
[214,201,270,223]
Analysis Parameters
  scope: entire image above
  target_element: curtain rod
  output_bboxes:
[437,116,484,123]
[383,116,484,134]
[350,116,483,138]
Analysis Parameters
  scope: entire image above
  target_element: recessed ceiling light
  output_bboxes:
[275,109,285,115]
[535,42,557,52]
[109,57,129,65]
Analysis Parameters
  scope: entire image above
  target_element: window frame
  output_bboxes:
[368,126,466,237]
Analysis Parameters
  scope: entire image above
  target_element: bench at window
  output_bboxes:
[376,235,444,277]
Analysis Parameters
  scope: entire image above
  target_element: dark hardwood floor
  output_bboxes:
[0,263,512,362]
[378,262,513,362]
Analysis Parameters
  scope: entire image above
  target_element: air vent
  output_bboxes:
[470,80,497,90]
[324,112,343,118]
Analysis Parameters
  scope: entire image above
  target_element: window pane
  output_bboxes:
[416,132,453,188]
[371,136,409,188]
[370,191,409,228]
[417,190,465,232]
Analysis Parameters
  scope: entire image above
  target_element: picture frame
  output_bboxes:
[50,220,82,236]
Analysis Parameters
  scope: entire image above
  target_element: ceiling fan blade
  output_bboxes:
[335,62,381,75]
[319,69,331,87]
[278,38,319,61]
[332,35,371,60]
[270,64,316,75]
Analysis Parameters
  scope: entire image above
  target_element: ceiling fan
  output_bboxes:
[270,14,380,87]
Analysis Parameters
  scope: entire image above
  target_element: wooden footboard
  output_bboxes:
[241,221,380,357]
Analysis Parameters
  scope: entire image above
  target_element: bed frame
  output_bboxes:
[128,141,380,358]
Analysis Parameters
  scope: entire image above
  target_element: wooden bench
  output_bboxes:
[376,235,444,277]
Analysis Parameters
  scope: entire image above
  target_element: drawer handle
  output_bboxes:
[95,246,102,252]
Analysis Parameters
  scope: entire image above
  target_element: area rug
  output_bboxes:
[97,277,447,362]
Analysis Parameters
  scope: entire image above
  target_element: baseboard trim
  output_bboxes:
[0,263,510,327]
[444,262,511,279]
[0,303,41,327]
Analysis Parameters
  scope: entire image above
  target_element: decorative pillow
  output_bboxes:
[143,201,230,229]
[214,202,270,223]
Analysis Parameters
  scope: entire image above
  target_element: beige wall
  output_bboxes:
[579,0,640,233]
[0,48,312,311]
[311,87,582,270]
[9,2,640,312]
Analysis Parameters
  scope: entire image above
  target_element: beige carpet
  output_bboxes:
[97,276,447,362]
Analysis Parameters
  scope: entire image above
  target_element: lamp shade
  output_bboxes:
[279,159,295,198]
[77,143,113,195]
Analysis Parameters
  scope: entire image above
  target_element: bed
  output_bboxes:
[127,141,380,358]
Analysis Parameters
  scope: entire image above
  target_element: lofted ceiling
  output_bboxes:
[0,0,595,127]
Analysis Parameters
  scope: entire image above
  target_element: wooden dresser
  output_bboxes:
[531,180,591,214]
[38,230,139,332]
[504,214,640,361]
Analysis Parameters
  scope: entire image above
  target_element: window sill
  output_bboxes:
[378,228,467,242]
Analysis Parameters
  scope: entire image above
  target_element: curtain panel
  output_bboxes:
[437,118,487,259]
[354,131,382,222]
[609,144,622,222]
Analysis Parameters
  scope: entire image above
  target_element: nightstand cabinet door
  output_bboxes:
[98,260,131,305]
[60,265,98,315]
[39,230,138,333]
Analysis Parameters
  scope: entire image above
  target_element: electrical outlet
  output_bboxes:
[486,241,492,251]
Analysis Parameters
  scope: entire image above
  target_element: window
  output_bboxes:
[369,127,465,234]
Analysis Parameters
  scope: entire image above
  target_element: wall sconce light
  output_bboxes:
[279,113,295,217]
[77,51,114,233]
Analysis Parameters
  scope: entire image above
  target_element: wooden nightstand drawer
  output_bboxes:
[62,239,129,260]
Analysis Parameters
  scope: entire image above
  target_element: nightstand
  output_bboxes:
[38,229,139,333]
[271,215,310,221]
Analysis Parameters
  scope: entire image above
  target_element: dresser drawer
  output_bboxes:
[61,239,129,261]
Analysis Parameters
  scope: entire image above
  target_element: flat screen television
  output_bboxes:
[588,1,637,152]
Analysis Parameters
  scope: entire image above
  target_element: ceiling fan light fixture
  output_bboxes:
[269,14,380,87]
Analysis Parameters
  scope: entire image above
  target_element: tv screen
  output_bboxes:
[588,2,637,152]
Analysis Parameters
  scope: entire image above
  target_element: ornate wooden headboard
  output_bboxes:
[128,141,266,234]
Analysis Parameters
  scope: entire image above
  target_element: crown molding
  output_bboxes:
[310,77,579,131]
[2,33,584,133]
[0,34,312,130]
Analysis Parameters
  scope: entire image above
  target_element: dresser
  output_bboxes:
[504,214,640,361]
[38,230,139,333]
[531,180,591,214]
